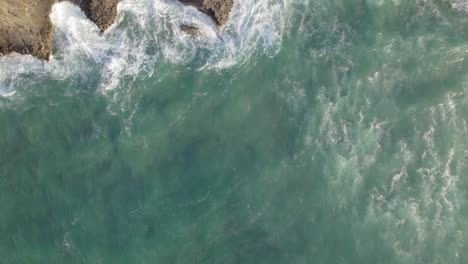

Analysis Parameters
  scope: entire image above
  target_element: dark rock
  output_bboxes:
[180,24,201,35]
[0,0,234,60]
[60,0,119,31]
[180,0,234,27]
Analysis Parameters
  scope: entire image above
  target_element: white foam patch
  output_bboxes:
[0,0,290,95]
[450,0,468,12]
[0,90,16,98]
[364,92,466,261]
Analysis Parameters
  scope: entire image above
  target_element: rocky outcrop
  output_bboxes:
[0,0,233,60]
[180,0,234,27]
[60,0,119,31]
[0,0,55,60]
[0,0,119,60]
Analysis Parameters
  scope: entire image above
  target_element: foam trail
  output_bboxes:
[0,0,291,94]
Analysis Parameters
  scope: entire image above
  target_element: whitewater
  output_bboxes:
[0,0,288,95]
[0,0,467,263]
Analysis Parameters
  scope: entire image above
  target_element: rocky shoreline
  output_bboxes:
[0,0,56,60]
[180,0,234,27]
[60,0,119,32]
[0,0,234,60]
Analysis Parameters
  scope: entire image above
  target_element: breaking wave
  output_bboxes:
[0,0,290,95]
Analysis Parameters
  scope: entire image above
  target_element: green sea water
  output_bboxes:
[1,0,468,263]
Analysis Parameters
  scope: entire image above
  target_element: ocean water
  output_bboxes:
[1,0,468,263]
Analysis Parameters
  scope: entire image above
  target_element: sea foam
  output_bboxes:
[0,0,290,95]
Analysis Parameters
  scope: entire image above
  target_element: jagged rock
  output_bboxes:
[0,0,55,60]
[0,0,233,59]
[60,0,119,31]
[0,0,120,60]
[180,0,234,27]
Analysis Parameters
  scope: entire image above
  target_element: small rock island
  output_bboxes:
[0,0,234,60]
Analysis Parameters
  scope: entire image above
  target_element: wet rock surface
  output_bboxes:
[180,24,202,35]
[0,0,233,59]
[180,0,234,27]
[61,0,119,32]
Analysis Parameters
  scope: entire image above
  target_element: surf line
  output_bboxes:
[0,0,234,60]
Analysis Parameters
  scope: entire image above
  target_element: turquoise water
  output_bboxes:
[1,0,468,263]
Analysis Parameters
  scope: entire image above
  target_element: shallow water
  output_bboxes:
[1,0,468,263]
